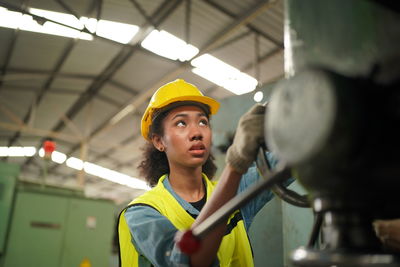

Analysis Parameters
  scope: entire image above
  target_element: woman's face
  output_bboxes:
[153,105,212,170]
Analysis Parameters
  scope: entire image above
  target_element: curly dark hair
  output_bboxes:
[137,104,217,187]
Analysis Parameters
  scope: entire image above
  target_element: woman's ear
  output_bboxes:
[151,134,165,152]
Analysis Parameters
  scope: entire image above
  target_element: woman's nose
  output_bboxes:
[189,126,203,141]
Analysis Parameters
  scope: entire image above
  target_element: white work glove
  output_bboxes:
[226,104,266,174]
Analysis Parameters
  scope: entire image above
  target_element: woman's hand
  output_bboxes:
[226,104,266,174]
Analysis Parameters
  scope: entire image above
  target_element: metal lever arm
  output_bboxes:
[256,147,310,208]
[176,167,292,254]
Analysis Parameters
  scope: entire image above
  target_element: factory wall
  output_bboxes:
[211,84,313,267]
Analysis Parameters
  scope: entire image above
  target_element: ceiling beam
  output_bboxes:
[3,68,96,80]
[56,0,81,18]
[0,121,81,143]
[95,0,102,21]
[185,0,192,44]
[0,0,28,92]
[202,0,284,48]
[0,85,80,95]
[129,0,156,28]
[208,29,253,53]
[3,68,139,95]
[7,39,77,147]
[0,29,19,91]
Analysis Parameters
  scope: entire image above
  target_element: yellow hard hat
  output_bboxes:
[141,79,220,140]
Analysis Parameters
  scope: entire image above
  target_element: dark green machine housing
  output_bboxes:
[0,162,116,267]
[0,162,18,256]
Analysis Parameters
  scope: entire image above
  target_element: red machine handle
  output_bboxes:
[175,229,201,254]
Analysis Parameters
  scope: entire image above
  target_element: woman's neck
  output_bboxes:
[168,166,205,202]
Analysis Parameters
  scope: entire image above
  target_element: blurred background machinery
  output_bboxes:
[266,0,400,265]
[0,161,115,267]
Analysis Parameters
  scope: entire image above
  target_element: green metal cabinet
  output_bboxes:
[3,191,69,267]
[2,182,115,267]
[61,198,115,267]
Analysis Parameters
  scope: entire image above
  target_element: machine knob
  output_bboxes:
[175,230,201,255]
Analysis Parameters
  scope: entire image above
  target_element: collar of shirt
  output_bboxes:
[163,175,201,216]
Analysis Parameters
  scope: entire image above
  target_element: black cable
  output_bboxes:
[307,212,323,248]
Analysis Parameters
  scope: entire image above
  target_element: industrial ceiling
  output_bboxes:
[0,0,285,205]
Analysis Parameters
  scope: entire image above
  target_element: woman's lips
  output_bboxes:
[189,144,205,150]
[189,144,206,156]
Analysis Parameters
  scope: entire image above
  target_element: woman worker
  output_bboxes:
[118,79,278,267]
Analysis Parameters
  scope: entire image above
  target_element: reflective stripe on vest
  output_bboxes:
[117,174,254,267]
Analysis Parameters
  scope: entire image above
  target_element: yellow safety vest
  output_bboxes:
[118,174,254,267]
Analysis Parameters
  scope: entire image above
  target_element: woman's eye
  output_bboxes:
[199,119,208,126]
[176,121,186,127]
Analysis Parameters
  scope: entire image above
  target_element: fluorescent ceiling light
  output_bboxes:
[141,30,199,61]
[0,7,92,40]
[7,147,25,157]
[51,151,67,164]
[84,162,149,190]
[253,91,264,102]
[0,146,36,157]
[0,147,7,157]
[0,7,139,44]
[81,17,139,44]
[38,148,66,163]
[191,54,258,95]
[29,8,83,29]
[23,147,37,156]
[66,157,84,170]
[38,148,44,157]
[2,145,149,190]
